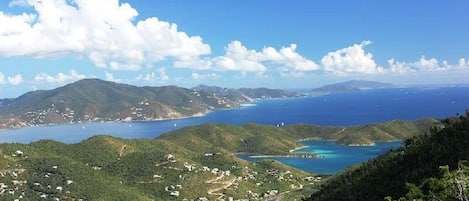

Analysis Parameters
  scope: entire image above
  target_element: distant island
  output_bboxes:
[0,79,299,129]
[311,80,394,93]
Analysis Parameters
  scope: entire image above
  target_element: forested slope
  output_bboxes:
[305,111,469,201]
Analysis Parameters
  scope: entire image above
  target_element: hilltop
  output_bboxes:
[0,118,437,200]
[311,80,394,93]
[305,111,469,201]
[0,124,319,200]
[0,79,298,129]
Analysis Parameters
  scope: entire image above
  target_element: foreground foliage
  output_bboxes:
[0,119,433,200]
[305,111,469,201]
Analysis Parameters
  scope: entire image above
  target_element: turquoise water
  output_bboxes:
[238,140,402,174]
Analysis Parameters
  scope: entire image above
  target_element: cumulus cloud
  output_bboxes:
[192,72,219,80]
[34,69,86,83]
[211,41,268,72]
[8,74,23,85]
[458,58,469,68]
[387,56,469,73]
[321,41,384,75]
[0,0,210,71]
[199,41,318,73]
[136,68,169,82]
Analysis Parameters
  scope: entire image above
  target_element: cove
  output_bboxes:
[237,140,402,174]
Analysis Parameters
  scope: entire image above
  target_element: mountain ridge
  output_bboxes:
[311,80,394,93]
[0,118,437,200]
[0,79,298,129]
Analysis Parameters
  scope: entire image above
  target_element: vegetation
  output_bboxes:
[304,111,469,201]
[0,124,313,200]
[310,80,394,93]
[0,118,434,200]
[0,78,299,129]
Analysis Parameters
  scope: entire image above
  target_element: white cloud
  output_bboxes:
[180,40,318,74]
[387,58,414,73]
[0,72,5,84]
[174,56,213,70]
[211,41,267,72]
[104,71,116,82]
[192,72,218,80]
[0,0,210,71]
[136,68,169,82]
[8,74,23,85]
[387,56,469,73]
[34,69,86,83]
[457,58,469,68]
[321,41,384,75]
[415,56,442,71]
[270,44,319,71]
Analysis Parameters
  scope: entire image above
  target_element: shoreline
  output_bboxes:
[250,153,320,159]
[0,99,271,131]
[289,145,309,153]
[0,109,214,131]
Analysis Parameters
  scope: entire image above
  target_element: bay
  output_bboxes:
[0,87,468,174]
[2,87,468,144]
[238,140,403,174]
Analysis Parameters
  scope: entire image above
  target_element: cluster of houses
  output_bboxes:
[0,143,320,201]
[0,115,29,129]
[0,150,77,201]
[304,176,323,183]
[157,152,305,200]
[23,104,76,125]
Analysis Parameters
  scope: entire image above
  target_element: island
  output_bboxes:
[310,80,394,93]
[0,79,299,129]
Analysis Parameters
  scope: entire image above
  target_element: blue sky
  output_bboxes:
[0,0,468,98]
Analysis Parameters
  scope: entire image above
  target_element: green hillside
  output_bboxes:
[304,111,469,201]
[0,124,314,200]
[0,79,299,129]
[0,119,434,200]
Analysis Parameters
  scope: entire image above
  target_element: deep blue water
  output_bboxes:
[1,87,468,174]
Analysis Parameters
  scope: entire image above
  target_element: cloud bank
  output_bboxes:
[1,0,468,90]
[0,72,24,85]
[34,70,86,83]
[0,0,210,71]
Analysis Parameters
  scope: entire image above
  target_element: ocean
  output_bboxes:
[1,87,468,174]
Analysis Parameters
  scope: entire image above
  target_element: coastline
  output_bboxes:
[0,109,213,131]
[0,95,314,131]
[250,153,320,159]
[289,145,309,153]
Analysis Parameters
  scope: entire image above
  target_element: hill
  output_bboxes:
[0,79,298,129]
[0,124,315,200]
[192,85,299,103]
[304,111,469,201]
[311,80,394,93]
[0,118,436,200]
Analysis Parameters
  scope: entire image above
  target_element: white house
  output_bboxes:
[14,150,23,156]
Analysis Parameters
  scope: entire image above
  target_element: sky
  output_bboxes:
[0,0,468,98]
